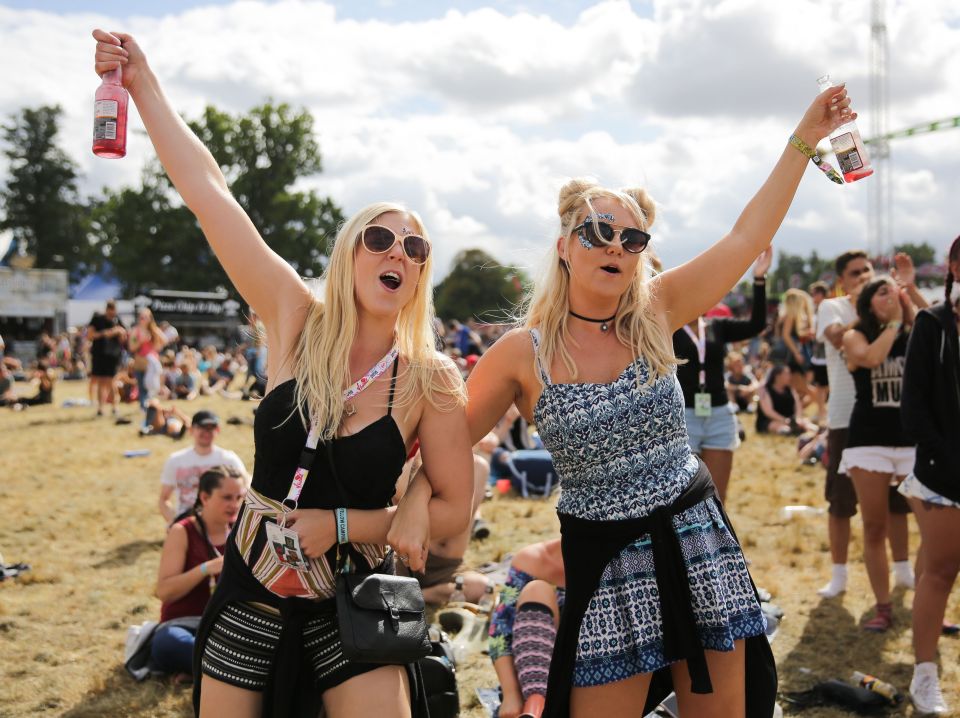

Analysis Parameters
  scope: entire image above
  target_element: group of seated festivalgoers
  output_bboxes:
[2,27,954,718]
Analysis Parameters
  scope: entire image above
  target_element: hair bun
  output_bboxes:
[621,187,656,228]
[558,178,598,218]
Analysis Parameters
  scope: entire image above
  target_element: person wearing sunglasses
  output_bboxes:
[393,85,860,717]
[92,28,474,718]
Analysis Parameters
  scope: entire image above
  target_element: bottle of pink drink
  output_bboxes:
[817,74,873,182]
[92,66,128,158]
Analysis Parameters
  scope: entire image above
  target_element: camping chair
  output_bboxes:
[505,449,557,498]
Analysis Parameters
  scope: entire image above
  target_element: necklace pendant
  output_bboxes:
[344,402,357,417]
[601,322,609,332]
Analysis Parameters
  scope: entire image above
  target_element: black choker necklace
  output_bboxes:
[569,309,617,332]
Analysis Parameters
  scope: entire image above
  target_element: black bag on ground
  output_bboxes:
[418,635,459,718]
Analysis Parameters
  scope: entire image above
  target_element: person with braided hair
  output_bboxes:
[152,467,246,678]
[898,235,960,714]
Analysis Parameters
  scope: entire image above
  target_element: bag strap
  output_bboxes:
[280,346,398,511]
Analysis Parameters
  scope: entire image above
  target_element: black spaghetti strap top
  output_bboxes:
[250,359,406,511]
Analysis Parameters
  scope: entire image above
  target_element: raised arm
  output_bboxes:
[92,30,311,341]
[655,84,856,332]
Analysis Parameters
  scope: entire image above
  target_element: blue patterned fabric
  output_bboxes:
[529,330,765,687]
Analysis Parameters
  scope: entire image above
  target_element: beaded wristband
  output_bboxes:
[335,507,349,544]
[199,562,208,576]
[789,134,845,185]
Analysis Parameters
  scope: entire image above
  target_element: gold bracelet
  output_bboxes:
[789,134,845,185]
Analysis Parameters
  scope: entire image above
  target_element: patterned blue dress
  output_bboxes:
[529,330,765,687]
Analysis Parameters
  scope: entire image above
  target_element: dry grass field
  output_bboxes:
[1,378,957,717]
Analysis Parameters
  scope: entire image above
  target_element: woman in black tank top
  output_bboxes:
[92,29,475,718]
[841,275,923,632]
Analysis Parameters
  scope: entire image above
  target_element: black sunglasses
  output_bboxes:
[361,225,431,265]
[574,219,651,254]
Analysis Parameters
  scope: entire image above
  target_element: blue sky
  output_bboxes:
[0,0,958,279]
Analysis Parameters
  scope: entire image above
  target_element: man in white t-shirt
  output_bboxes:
[815,250,912,597]
[158,409,248,524]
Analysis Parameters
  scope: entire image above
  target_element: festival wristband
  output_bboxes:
[335,507,349,544]
[199,562,208,576]
[788,134,845,185]
[884,320,902,332]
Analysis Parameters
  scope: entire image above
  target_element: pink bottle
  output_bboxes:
[92,66,128,158]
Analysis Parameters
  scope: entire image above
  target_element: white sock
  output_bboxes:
[914,661,938,678]
[893,560,915,588]
[817,564,847,597]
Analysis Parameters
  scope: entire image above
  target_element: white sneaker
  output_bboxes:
[817,579,846,598]
[910,665,948,714]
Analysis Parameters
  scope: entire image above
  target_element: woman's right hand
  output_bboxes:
[204,557,224,577]
[497,691,525,718]
[93,29,146,90]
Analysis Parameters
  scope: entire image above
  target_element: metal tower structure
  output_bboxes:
[868,0,891,257]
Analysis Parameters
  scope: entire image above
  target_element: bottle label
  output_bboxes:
[94,100,118,141]
[829,131,864,173]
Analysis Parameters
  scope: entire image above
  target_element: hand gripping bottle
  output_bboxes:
[93,65,128,158]
[817,75,873,182]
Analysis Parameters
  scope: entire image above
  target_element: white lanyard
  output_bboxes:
[682,318,707,389]
[282,345,399,509]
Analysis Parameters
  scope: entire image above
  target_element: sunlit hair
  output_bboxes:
[520,178,676,386]
[292,202,465,441]
[137,307,166,346]
[778,288,814,335]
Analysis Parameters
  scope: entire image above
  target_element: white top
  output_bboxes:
[160,445,247,518]
[816,297,857,429]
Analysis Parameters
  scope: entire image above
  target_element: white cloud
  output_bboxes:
[0,0,958,290]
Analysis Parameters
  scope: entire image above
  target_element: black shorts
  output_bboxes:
[811,364,829,387]
[200,601,383,693]
[91,353,120,378]
[825,428,910,517]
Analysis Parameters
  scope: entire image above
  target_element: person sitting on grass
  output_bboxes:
[756,364,817,435]
[725,351,760,413]
[394,450,492,606]
[141,397,191,440]
[0,363,18,407]
[152,467,245,680]
[488,539,566,718]
[11,359,56,408]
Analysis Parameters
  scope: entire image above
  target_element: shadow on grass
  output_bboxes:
[92,539,164,569]
[61,664,192,718]
[778,595,913,712]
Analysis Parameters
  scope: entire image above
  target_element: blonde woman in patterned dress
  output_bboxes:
[393,85,860,717]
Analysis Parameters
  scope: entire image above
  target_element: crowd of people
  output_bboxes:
[3,26,957,718]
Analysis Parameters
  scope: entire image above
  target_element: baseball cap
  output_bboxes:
[465,354,480,368]
[191,410,220,427]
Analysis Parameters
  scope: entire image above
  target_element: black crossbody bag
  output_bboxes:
[325,442,431,664]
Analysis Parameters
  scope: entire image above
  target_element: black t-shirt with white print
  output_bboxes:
[847,329,911,448]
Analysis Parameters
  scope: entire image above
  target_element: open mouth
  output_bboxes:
[380,271,402,290]
[600,264,621,275]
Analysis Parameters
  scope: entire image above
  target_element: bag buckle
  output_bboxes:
[382,590,400,632]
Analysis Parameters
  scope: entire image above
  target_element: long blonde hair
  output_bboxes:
[778,288,814,336]
[292,202,464,440]
[521,178,677,386]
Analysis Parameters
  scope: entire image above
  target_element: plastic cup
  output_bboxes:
[496,478,512,495]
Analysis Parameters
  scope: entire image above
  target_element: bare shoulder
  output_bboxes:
[487,327,536,366]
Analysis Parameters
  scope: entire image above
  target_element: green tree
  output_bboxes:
[90,101,343,295]
[0,105,90,280]
[769,250,833,295]
[893,242,937,266]
[434,249,527,322]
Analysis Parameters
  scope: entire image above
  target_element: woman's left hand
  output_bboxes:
[753,246,774,278]
[287,509,336,559]
[794,84,857,147]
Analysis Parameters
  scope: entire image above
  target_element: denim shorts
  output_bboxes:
[684,404,740,453]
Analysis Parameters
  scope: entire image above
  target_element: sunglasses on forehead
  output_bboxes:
[361,225,431,265]
[574,218,651,254]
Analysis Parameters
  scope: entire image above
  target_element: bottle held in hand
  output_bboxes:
[93,66,127,158]
[816,74,872,182]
